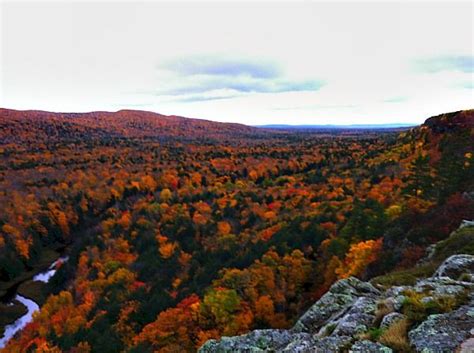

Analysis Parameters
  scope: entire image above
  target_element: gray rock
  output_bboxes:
[278,333,314,353]
[432,254,474,280]
[331,297,377,336]
[415,277,472,292]
[432,284,467,297]
[384,286,407,298]
[199,332,354,353]
[459,220,474,229]
[380,312,406,329]
[350,340,393,353]
[282,335,352,353]
[412,276,472,303]
[460,337,474,353]
[380,295,406,312]
[408,304,474,352]
[420,296,434,305]
[198,329,293,352]
[294,277,380,333]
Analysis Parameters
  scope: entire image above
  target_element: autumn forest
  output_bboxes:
[0,108,473,352]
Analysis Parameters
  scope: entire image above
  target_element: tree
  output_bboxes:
[254,295,275,326]
[160,188,173,202]
[403,154,435,200]
[335,238,383,279]
[217,221,232,236]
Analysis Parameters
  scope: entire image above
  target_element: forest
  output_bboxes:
[0,108,472,352]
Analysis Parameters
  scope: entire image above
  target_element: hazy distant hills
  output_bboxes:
[0,108,421,146]
[256,123,417,129]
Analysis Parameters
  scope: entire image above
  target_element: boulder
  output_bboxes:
[293,277,380,333]
[414,277,471,298]
[330,297,377,336]
[281,335,352,353]
[432,254,474,280]
[350,340,393,353]
[460,337,474,353]
[408,303,474,352]
[380,312,406,330]
[384,286,406,298]
[198,331,355,352]
[198,329,293,352]
[380,290,406,312]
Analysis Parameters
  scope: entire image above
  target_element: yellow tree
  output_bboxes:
[336,238,383,279]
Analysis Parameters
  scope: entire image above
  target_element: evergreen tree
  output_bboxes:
[403,154,434,199]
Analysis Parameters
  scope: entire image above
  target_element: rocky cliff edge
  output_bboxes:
[199,225,474,353]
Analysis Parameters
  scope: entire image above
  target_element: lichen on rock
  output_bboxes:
[408,303,474,352]
[350,340,393,353]
[293,277,380,334]
[432,254,474,280]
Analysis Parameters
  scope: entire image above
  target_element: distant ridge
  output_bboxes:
[255,123,417,129]
[0,108,266,144]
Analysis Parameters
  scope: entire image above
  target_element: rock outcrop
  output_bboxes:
[408,303,474,352]
[293,277,380,334]
[199,253,474,353]
[432,254,474,280]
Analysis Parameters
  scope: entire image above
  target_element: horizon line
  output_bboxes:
[3,106,472,128]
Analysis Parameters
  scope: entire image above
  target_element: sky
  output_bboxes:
[0,1,473,125]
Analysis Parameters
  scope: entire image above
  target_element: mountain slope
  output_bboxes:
[0,108,265,145]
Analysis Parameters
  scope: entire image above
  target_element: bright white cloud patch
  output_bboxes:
[0,1,472,125]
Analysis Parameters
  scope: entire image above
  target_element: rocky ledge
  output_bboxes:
[199,254,474,352]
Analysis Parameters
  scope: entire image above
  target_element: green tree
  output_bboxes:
[403,154,435,199]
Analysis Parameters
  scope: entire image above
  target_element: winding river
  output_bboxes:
[0,256,68,348]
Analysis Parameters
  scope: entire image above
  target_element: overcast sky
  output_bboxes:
[1,1,472,125]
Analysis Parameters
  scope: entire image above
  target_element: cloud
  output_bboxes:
[150,55,325,102]
[415,55,474,73]
[174,95,239,103]
[156,78,325,96]
[262,80,325,93]
[382,96,409,103]
[112,102,153,108]
[273,104,358,111]
[162,56,280,79]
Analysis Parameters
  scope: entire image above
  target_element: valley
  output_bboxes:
[0,108,472,352]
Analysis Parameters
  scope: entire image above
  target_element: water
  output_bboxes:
[33,256,69,283]
[0,295,39,348]
[0,256,68,348]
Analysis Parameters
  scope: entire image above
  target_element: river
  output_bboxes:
[0,256,68,348]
